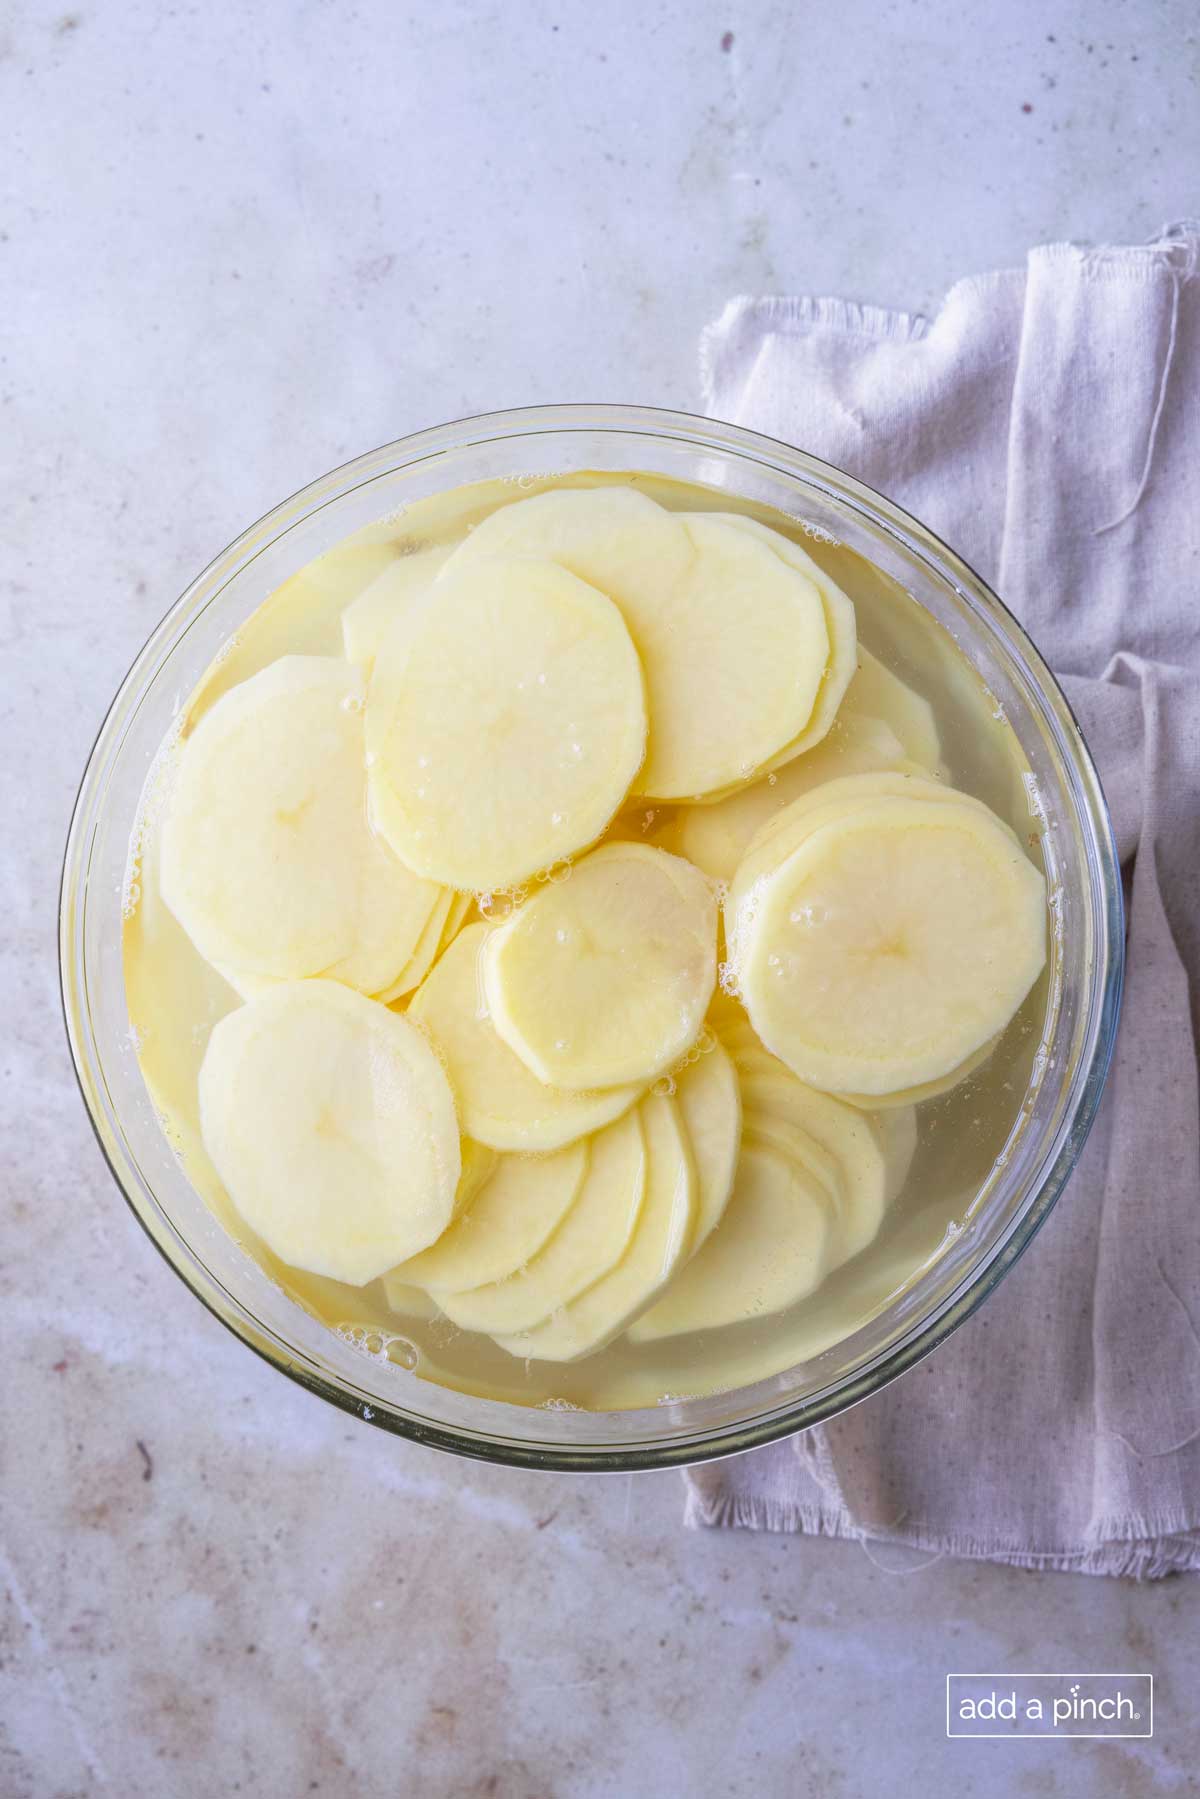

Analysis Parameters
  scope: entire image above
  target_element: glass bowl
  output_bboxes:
[60,404,1123,1471]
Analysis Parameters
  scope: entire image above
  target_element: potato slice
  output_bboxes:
[659,714,906,884]
[494,1093,695,1360]
[198,982,460,1284]
[482,842,717,1090]
[438,1108,647,1335]
[161,656,443,991]
[366,557,646,891]
[699,511,858,764]
[834,1036,1001,1111]
[375,890,454,1006]
[408,923,643,1150]
[387,1140,589,1296]
[342,545,453,672]
[725,1017,891,1260]
[445,488,831,800]
[842,646,942,773]
[734,795,1047,1096]
[671,1034,742,1249]
[620,1140,830,1340]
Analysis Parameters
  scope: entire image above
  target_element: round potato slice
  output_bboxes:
[438,1108,647,1336]
[842,646,942,773]
[698,511,858,765]
[161,656,443,991]
[198,982,461,1285]
[366,557,646,891]
[621,1140,830,1340]
[660,713,907,885]
[494,1093,696,1360]
[341,544,453,673]
[482,842,717,1090]
[833,1035,1001,1111]
[444,487,831,800]
[736,796,1048,1096]
[408,923,643,1151]
[375,890,454,1006]
[389,1140,589,1295]
[671,1034,742,1249]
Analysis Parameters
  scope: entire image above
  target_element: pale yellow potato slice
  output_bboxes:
[198,981,461,1285]
[387,1140,589,1295]
[724,772,1004,981]
[735,796,1047,1096]
[699,511,858,764]
[671,1034,742,1249]
[408,923,643,1150]
[620,1140,830,1340]
[366,557,646,891]
[444,488,831,800]
[842,646,942,773]
[833,1036,1001,1111]
[437,892,475,954]
[438,1107,647,1336]
[161,656,442,990]
[494,1093,695,1360]
[723,1019,891,1261]
[482,842,717,1090]
[341,544,453,672]
[659,713,906,885]
[375,889,454,1006]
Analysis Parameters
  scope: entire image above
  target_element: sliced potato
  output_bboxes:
[671,1034,742,1249]
[438,1108,647,1335]
[842,646,942,773]
[198,981,461,1285]
[621,1140,830,1340]
[495,1093,695,1360]
[834,1036,1001,1111]
[388,1140,589,1295]
[161,656,442,991]
[376,889,454,1006]
[366,557,646,891]
[341,545,453,672]
[482,841,717,1091]
[734,795,1047,1096]
[446,488,831,800]
[408,923,643,1151]
[701,511,858,764]
[659,713,906,884]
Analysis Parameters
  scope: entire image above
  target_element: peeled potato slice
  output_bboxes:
[376,889,454,1006]
[161,656,442,990]
[446,488,831,800]
[620,1140,830,1340]
[842,647,942,773]
[366,557,646,891]
[723,1016,891,1260]
[734,795,1047,1096]
[198,981,461,1284]
[700,511,858,764]
[342,545,453,672]
[438,1108,647,1336]
[671,1034,742,1248]
[388,1140,589,1295]
[483,842,717,1090]
[834,1036,1001,1111]
[408,923,643,1150]
[659,714,906,885]
[495,1093,695,1360]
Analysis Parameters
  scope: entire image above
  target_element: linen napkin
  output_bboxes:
[685,227,1200,1577]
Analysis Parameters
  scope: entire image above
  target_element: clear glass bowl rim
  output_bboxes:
[59,402,1124,1472]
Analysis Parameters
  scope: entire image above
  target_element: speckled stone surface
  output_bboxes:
[4,1,1199,1793]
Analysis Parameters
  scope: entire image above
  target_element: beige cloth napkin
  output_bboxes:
[685,228,1200,1577]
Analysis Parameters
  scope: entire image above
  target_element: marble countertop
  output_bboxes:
[5,1,1199,1793]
